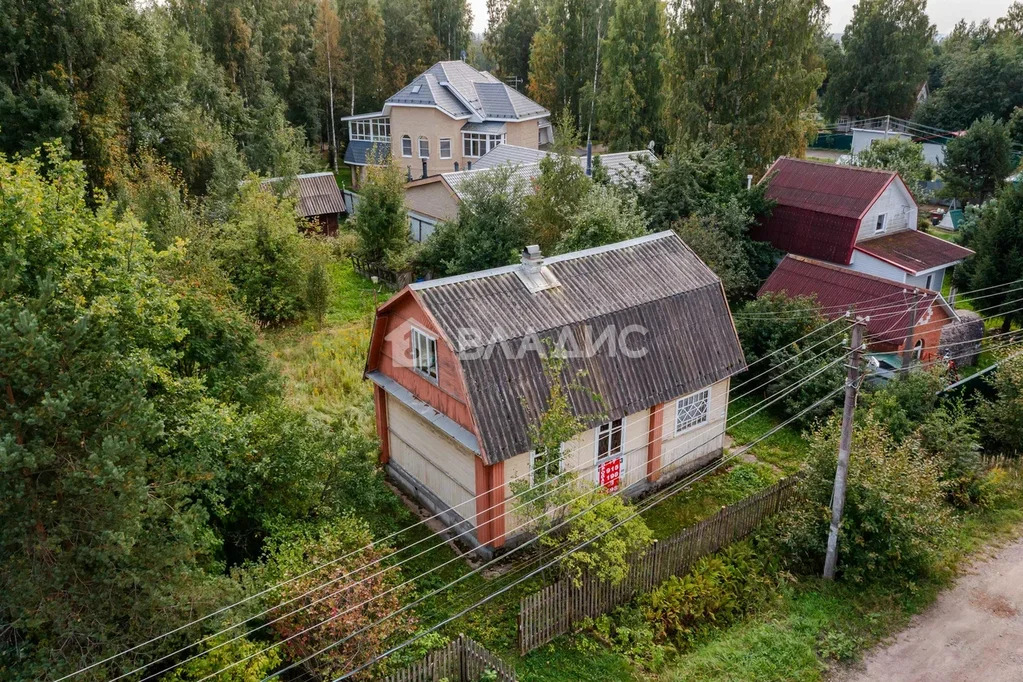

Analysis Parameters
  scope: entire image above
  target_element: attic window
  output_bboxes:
[411,84,422,94]
[875,213,887,233]
[411,327,437,381]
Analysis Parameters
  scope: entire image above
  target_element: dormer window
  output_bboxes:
[875,213,887,233]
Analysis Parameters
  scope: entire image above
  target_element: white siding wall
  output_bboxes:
[907,268,945,292]
[502,378,730,532]
[856,181,917,243]
[387,395,478,526]
[845,251,907,284]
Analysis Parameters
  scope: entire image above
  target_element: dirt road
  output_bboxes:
[837,536,1023,682]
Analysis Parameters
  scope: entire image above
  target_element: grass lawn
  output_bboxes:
[260,259,382,430]
[334,166,354,191]
[728,395,811,474]
[652,466,1023,682]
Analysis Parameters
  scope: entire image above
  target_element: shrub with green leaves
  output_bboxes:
[642,542,773,647]
[918,401,987,507]
[862,369,944,442]
[979,353,1023,455]
[215,177,308,324]
[776,412,951,583]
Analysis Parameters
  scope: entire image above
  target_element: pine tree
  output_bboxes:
[597,0,665,151]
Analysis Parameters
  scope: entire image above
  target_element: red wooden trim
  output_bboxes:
[647,403,664,483]
[489,461,506,548]
[374,386,390,465]
[475,457,492,545]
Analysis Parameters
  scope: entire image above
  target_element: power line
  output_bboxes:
[186,359,851,682]
[328,386,847,681]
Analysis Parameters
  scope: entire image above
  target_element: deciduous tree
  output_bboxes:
[824,0,934,120]
[664,0,826,171]
[941,115,1012,205]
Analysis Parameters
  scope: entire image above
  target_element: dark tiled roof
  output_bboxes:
[758,255,946,345]
[412,232,746,463]
[343,140,376,166]
[261,172,346,218]
[753,158,899,265]
[854,229,974,274]
[386,61,548,121]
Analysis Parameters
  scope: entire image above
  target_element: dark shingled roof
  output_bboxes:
[343,140,375,166]
[854,229,974,275]
[759,255,951,346]
[411,232,746,464]
[260,172,346,218]
[752,158,900,265]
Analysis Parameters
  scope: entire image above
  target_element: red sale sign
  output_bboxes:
[598,456,622,491]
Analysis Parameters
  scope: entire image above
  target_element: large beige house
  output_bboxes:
[342,61,552,187]
[364,232,746,558]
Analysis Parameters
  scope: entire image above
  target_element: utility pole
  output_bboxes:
[899,289,920,376]
[823,316,867,580]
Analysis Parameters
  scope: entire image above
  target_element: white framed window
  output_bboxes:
[924,273,933,290]
[411,327,437,380]
[675,388,710,435]
[595,418,624,461]
[401,135,412,157]
[913,340,924,361]
[530,446,562,486]
[439,138,452,159]
[462,132,505,158]
[874,213,887,233]
[349,116,390,142]
[418,136,430,158]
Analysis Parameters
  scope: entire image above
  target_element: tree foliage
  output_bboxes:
[485,0,542,83]
[777,412,951,583]
[914,17,1023,130]
[733,293,847,420]
[979,353,1023,455]
[555,183,648,253]
[261,519,416,680]
[663,0,826,171]
[852,137,933,192]
[597,0,665,151]
[940,115,1013,206]
[419,165,529,275]
[824,0,935,120]
[350,160,412,267]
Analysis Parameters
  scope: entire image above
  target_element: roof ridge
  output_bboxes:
[784,254,939,294]
[779,156,896,178]
[410,232,677,292]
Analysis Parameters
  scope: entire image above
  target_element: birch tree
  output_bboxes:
[314,0,341,170]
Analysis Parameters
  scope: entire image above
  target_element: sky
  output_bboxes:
[469,0,1018,37]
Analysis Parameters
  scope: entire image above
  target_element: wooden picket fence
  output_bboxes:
[383,634,517,682]
[517,475,802,655]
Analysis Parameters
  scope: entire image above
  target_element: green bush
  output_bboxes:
[918,401,987,507]
[776,412,951,583]
[578,606,673,671]
[862,369,944,442]
[642,543,773,647]
[215,177,308,324]
[979,354,1023,455]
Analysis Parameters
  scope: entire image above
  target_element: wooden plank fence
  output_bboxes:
[517,475,802,655]
[349,255,414,290]
[384,634,517,682]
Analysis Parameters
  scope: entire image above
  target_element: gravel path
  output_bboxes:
[835,535,1023,682]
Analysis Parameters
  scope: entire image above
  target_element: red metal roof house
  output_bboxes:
[760,255,959,362]
[754,158,973,292]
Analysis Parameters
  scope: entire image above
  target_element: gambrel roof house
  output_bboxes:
[402,145,655,240]
[365,232,746,557]
[760,255,959,363]
[754,158,973,292]
[342,61,551,186]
